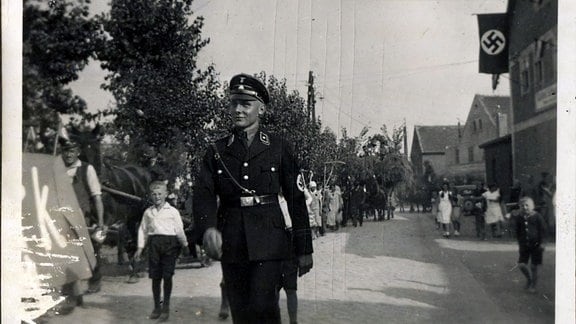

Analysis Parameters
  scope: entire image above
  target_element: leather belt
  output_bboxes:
[240,194,277,207]
[223,195,278,207]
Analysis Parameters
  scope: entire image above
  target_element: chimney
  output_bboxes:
[457,121,462,139]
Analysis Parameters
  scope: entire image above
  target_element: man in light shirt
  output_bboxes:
[61,140,105,294]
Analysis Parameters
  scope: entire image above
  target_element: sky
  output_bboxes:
[74,0,510,151]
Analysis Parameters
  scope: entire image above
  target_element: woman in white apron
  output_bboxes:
[437,182,453,238]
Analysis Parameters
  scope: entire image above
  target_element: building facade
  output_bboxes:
[410,125,459,180]
[506,0,557,194]
[445,95,511,184]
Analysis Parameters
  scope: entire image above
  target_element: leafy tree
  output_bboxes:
[97,0,224,179]
[254,74,337,184]
[23,0,101,152]
[335,124,413,208]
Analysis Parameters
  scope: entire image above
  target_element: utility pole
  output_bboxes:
[307,70,316,122]
[403,119,408,157]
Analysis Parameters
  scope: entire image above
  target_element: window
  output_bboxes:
[473,120,477,133]
[455,148,460,164]
[534,60,543,85]
[468,147,474,162]
[478,119,483,131]
[520,56,531,95]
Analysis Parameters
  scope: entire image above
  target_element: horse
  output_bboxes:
[364,176,388,221]
[67,125,153,265]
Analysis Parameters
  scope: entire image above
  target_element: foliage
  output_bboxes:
[252,74,338,184]
[23,0,102,152]
[336,123,414,201]
[97,0,225,179]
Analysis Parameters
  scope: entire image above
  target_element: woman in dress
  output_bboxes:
[437,182,453,238]
[482,183,504,238]
[451,189,463,237]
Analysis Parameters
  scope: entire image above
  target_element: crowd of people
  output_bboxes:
[39,73,555,322]
[430,179,551,293]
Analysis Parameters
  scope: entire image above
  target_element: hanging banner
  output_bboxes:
[477,13,509,74]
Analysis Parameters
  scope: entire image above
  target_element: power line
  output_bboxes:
[319,95,370,130]
[349,0,356,133]
[337,0,343,139]
[294,0,300,90]
[272,0,279,75]
[321,18,329,119]
[314,59,479,87]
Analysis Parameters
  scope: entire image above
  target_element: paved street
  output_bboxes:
[40,212,555,323]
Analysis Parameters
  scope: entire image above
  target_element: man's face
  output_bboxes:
[150,186,168,207]
[62,147,80,166]
[229,98,264,129]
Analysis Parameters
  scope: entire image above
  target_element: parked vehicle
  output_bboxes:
[453,184,480,216]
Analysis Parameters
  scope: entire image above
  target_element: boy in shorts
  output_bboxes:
[514,196,546,293]
[280,256,299,324]
[135,181,189,320]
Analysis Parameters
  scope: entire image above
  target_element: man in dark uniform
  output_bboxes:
[193,73,314,323]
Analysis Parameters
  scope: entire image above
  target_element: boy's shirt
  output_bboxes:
[137,202,188,249]
[515,211,546,245]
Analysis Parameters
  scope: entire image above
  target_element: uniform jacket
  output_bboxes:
[193,129,313,263]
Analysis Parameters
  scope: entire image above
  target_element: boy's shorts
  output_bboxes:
[280,258,298,290]
[518,242,543,265]
[148,235,181,279]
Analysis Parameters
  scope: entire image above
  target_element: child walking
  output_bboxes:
[280,256,300,324]
[515,196,546,293]
[135,181,189,320]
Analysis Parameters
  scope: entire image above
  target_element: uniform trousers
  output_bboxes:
[221,260,283,324]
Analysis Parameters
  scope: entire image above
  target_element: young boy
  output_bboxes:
[280,257,300,324]
[515,196,546,293]
[135,181,189,320]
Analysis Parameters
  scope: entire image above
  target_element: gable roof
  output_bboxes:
[414,125,459,154]
[475,95,511,126]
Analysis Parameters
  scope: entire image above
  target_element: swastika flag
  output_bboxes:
[477,13,508,74]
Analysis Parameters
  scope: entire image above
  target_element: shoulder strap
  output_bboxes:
[209,141,255,197]
[78,162,90,187]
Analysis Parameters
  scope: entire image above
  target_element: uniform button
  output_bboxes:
[243,162,248,167]
[217,170,223,174]
[271,167,276,172]
[243,175,249,180]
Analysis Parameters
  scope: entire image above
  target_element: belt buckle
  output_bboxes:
[240,196,255,207]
